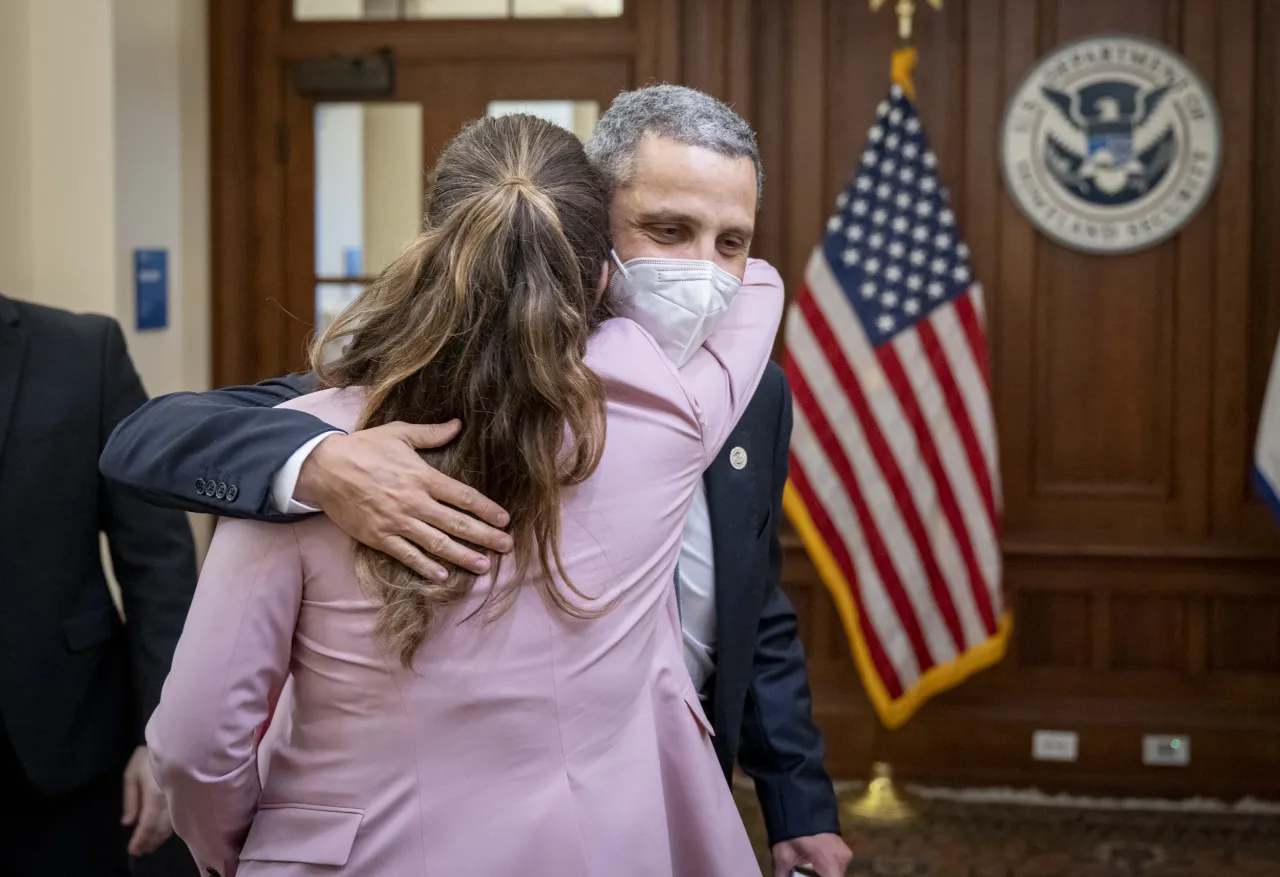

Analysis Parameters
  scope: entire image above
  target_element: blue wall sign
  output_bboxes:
[134,249,168,331]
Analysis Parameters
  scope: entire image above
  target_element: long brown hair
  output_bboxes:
[313,114,612,666]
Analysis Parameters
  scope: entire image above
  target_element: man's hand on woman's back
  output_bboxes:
[296,420,514,580]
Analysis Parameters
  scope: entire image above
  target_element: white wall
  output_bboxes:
[0,0,209,399]
[113,0,210,397]
[27,0,118,317]
[177,0,212,399]
[0,0,34,299]
[0,0,212,555]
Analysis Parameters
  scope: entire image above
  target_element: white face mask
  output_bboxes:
[608,250,744,367]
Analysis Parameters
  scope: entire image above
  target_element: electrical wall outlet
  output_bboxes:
[1032,730,1078,762]
[1142,734,1190,766]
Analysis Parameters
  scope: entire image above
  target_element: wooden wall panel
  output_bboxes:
[1008,0,1218,541]
[1016,592,1090,668]
[719,0,1280,796]
[1032,257,1175,497]
[1110,595,1185,671]
[749,0,786,271]
[1030,0,1177,505]
[1210,598,1280,673]
[1242,1,1280,539]
[1210,0,1261,539]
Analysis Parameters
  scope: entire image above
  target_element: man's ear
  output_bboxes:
[595,260,610,303]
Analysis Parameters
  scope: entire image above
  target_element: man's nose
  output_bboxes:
[687,236,720,263]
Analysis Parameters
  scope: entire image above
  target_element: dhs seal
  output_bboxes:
[1001,35,1220,254]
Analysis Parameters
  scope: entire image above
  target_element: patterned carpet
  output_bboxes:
[734,784,1280,877]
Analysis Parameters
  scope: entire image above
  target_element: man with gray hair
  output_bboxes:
[590,85,848,877]
[103,85,850,877]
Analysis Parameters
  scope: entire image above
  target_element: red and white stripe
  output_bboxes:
[785,248,1003,698]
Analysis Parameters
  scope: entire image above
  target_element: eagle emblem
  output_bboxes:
[1039,80,1177,206]
[1001,35,1221,254]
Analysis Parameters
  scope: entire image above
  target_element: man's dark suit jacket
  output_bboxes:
[101,361,840,844]
[0,295,197,796]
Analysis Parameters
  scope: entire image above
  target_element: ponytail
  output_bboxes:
[313,114,611,667]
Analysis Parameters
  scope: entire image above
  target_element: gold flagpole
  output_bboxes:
[842,0,943,825]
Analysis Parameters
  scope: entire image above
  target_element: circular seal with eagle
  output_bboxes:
[1000,34,1221,254]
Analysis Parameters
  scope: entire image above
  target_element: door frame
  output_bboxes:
[208,0,684,385]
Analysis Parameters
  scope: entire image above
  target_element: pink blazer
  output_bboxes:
[147,260,784,876]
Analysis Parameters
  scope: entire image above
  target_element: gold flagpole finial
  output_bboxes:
[870,0,943,42]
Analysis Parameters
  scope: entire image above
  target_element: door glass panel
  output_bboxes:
[313,101,422,354]
[486,100,599,142]
[510,0,622,17]
[405,0,507,16]
[314,102,423,280]
[295,0,391,20]
[295,0,622,20]
[316,283,366,339]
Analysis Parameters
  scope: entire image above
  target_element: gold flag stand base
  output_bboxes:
[844,762,920,823]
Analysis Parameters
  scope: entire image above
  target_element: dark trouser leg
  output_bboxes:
[1,726,131,877]
[10,774,133,877]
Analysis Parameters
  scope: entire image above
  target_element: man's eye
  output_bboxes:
[651,226,680,238]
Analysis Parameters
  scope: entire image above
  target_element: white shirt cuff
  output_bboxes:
[271,431,343,514]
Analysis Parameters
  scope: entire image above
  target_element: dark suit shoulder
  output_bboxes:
[10,297,116,349]
[288,372,320,394]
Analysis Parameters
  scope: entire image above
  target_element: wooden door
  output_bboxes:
[211,0,681,384]
[279,58,630,370]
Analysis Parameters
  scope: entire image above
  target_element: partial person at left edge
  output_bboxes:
[0,293,198,876]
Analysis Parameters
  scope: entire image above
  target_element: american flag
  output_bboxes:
[782,84,1009,728]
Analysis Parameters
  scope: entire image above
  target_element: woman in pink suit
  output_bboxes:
[147,114,782,876]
